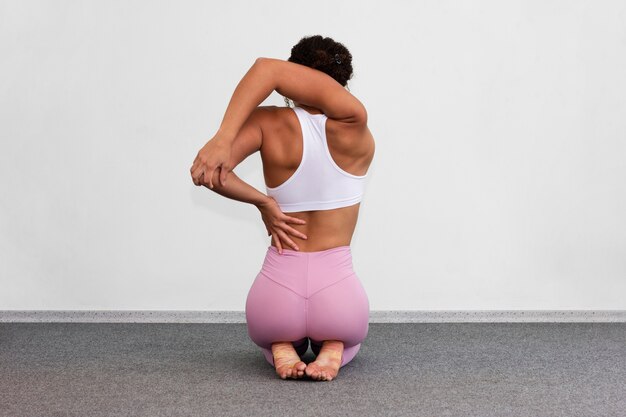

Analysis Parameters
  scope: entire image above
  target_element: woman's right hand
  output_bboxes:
[190,134,233,188]
[256,197,308,254]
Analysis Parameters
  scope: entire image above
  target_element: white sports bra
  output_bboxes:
[266,105,370,212]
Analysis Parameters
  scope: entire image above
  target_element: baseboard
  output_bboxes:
[1,310,625,323]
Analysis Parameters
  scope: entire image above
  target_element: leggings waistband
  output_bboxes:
[267,245,351,257]
[260,245,355,299]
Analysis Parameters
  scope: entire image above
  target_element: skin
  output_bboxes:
[190,58,376,380]
[260,102,375,252]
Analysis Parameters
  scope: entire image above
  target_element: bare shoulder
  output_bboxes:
[250,105,293,130]
[253,106,298,160]
[263,104,374,158]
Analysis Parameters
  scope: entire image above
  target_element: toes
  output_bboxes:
[303,361,340,381]
[278,362,308,379]
[276,360,308,379]
[305,363,325,380]
[295,362,306,378]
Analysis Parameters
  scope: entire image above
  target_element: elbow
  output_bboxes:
[252,57,269,72]
[353,104,368,125]
[253,57,278,89]
[255,56,275,67]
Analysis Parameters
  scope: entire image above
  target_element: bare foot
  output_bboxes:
[305,340,343,381]
[271,341,307,380]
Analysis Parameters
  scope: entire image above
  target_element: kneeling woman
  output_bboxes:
[191,36,375,381]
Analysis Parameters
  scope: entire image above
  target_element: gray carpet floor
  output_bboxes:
[1,322,625,417]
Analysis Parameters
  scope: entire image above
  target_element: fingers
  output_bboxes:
[191,159,225,188]
[276,229,299,251]
[190,165,202,186]
[272,233,283,254]
[282,216,307,239]
[206,168,214,189]
[271,229,301,253]
[282,224,307,240]
[286,216,307,225]
[191,164,214,188]
[207,166,214,188]
[220,166,228,187]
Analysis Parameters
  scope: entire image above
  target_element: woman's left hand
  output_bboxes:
[257,197,308,253]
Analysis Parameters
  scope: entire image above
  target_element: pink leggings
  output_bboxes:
[245,245,370,368]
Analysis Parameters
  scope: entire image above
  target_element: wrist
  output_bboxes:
[255,195,274,209]
[216,127,237,143]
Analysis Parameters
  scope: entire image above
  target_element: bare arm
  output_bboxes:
[191,57,367,190]
[199,110,308,252]
[200,109,271,206]
[205,170,269,207]
[216,57,367,143]
[205,170,308,253]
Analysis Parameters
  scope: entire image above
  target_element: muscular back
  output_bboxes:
[257,105,375,252]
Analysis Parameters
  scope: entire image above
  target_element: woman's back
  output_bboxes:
[258,105,375,251]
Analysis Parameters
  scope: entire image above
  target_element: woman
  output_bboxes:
[190,36,375,381]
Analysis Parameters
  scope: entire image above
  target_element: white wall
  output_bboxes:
[1,0,625,311]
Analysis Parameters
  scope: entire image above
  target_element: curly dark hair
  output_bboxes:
[287,35,354,88]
